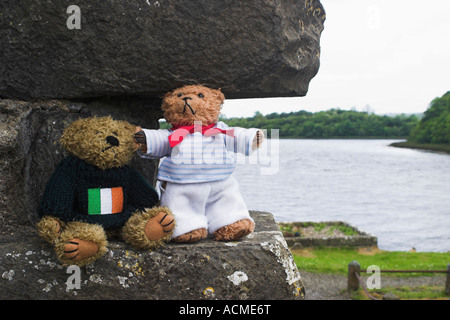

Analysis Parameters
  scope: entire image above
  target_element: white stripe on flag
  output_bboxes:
[100,188,112,215]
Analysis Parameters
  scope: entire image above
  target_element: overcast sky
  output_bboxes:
[222,0,450,118]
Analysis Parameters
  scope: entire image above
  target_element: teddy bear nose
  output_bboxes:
[106,136,120,147]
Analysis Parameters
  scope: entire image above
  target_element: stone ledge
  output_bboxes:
[0,211,304,300]
[279,221,378,249]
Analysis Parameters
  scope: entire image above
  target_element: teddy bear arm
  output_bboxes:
[136,128,172,159]
[126,167,160,209]
[38,167,99,226]
[252,130,265,150]
[38,163,77,222]
[224,127,262,155]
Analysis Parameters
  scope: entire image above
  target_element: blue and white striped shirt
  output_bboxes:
[139,121,259,183]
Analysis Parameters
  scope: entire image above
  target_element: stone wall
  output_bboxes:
[0,211,305,300]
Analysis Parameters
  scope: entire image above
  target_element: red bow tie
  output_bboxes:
[168,123,234,148]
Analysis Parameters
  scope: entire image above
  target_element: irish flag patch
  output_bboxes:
[88,187,123,215]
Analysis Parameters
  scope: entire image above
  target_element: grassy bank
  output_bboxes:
[292,246,450,276]
[390,141,450,154]
[292,247,450,299]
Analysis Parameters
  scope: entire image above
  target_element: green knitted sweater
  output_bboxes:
[38,156,159,230]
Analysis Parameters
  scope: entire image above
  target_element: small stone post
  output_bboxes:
[446,263,450,296]
[348,260,361,291]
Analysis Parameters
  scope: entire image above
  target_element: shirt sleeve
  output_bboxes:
[138,128,172,159]
[38,159,76,220]
[219,122,259,156]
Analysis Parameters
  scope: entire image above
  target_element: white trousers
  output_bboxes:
[160,176,254,238]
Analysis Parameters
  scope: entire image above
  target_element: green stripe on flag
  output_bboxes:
[88,188,101,215]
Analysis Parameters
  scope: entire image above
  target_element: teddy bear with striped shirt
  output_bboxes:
[134,85,264,243]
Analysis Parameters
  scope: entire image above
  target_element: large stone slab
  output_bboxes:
[0,211,305,300]
[0,0,325,100]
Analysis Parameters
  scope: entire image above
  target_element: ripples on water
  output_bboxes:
[234,139,450,252]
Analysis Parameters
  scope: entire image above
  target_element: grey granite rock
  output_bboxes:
[0,211,305,300]
[0,0,325,100]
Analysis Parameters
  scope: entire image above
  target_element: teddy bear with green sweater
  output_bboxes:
[37,116,175,267]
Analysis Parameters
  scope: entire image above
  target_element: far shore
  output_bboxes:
[390,141,450,155]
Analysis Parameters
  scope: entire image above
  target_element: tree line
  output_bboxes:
[408,91,450,144]
[220,109,420,139]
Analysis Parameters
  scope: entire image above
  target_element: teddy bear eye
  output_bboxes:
[177,93,183,97]
[198,93,204,98]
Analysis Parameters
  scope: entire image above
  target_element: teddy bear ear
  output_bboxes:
[217,88,225,99]
[214,89,225,107]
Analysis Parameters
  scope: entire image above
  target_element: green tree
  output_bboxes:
[409,91,450,144]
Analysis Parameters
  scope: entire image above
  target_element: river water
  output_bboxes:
[233,139,450,252]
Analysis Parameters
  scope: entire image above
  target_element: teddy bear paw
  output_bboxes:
[214,219,255,241]
[36,216,64,244]
[145,211,175,241]
[63,238,99,263]
[172,228,208,243]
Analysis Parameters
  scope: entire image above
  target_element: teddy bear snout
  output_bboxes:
[182,97,196,115]
[106,135,120,147]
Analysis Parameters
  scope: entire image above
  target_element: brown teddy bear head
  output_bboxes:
[60,116,137,170]
[161,85,225,126]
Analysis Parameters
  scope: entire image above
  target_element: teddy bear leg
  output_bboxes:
[214,219,255,241]
[36,216,65,244]
[172,228,208,243]
[159,180,210,243]
[55,222,108,267]
[122,206,175,250]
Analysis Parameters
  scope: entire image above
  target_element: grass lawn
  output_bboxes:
[291,246,450,275]
[291,246,450,300]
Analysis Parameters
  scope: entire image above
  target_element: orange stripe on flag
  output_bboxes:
[111,187,123,214]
